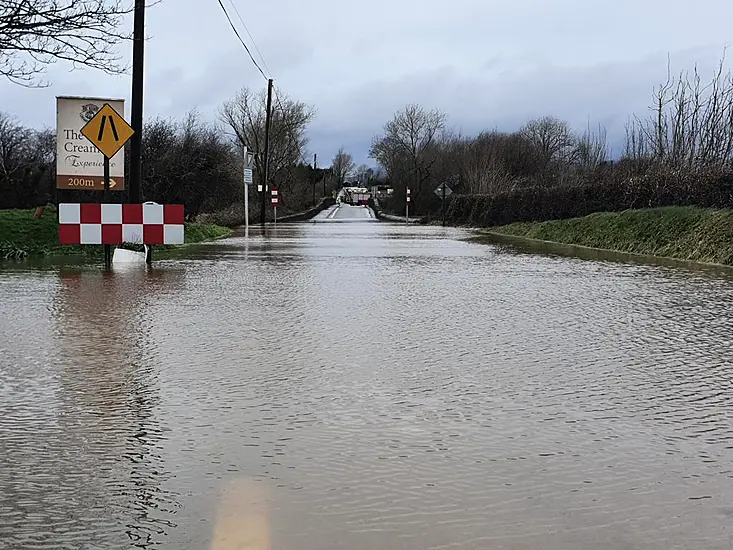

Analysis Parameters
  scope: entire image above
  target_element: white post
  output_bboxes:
[243,146,249,230]
[406,187,410,223]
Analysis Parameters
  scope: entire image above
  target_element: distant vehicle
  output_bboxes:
[342,186,371,206]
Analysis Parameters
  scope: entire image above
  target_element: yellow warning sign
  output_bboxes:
[80,103,134,159]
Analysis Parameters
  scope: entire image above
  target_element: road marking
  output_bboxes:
[209,478,270,550]
[327,205,340,219]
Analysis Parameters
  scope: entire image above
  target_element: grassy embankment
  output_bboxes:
[485,206,733,266]
[0,207,232,261]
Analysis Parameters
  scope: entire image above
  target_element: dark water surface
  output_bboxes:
[2,222,733,550]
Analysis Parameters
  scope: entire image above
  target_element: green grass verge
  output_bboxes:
[486,206,733,265]
[0,207,232,261]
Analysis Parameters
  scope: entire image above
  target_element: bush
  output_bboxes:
[196,203,245,227]
[445,164,733,227]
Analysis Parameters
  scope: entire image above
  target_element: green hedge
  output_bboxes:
[490,206,733,265]
[445,165,733,227]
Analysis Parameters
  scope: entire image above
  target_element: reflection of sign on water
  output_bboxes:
[51,267,184,539]
[56,96,127,191]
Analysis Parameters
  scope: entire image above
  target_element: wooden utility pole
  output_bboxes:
[129,0,145,204]
[313,153,317,204]
[260,79,274,225]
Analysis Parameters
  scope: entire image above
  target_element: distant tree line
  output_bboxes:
[371,53,733,225]
[5,5,733,228]
[1,2,341,224]
[6,52,733,227]
[0,84,338,224]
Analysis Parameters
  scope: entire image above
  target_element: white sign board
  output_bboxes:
[56,96,126,191]
[244,168,253,184]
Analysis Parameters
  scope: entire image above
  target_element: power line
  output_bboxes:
[214,0,268,80]
[227,0,272,78]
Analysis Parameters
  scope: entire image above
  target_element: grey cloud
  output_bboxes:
[306,46,732,161]
[3,0,733,167]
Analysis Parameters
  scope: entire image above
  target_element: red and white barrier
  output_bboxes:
[58,203,185,245]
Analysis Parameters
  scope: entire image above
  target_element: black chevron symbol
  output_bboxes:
[97,115,120,142]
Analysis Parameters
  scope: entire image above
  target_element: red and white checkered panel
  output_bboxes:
[58,203,185,245]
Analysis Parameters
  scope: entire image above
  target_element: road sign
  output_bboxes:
[434,183,453,198]
[271,186,279,206]
[58,203,184,245]
[80,103,134,159]
[244,168,253,184]
[56,97,127,191]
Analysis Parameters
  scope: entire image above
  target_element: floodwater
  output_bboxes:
[1,221,733,550]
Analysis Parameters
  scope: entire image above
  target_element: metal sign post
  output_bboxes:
[406,187,411,223]
[434,183,453,227]
[243,146,254,230]
[244,145,249,230]
[442,183,446,227]
[80,103,135,269]
[103,157,111,267]
[271,186,279,225]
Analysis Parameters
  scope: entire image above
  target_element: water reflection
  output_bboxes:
[2,225,733,549]
[0,266,186,549]
[55,268,186,547]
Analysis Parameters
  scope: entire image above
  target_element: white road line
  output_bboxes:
[327,205,340,219]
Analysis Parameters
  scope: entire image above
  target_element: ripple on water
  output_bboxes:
[1,225,733,549]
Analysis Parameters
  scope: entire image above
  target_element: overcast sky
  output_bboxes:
[2,0,733,165]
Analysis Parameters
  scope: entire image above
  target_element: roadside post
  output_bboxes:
[80,103,134,269]
[434,182,453,227]
[271,186,279,224]
[406,187,411,223]
[243,146,255,230]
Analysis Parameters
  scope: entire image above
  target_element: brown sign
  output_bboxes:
[56,175,125,191]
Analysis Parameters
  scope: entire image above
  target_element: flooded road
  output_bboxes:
[1,222,733,550]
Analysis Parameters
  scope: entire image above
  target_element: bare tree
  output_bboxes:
[573,122,609,171]
[220,86,315,208]
[0,112,55,208]
[369,104,446,204]
[0,112,29,177]
[520,116,576,172]
[140,111,241,219]
[0,0,134,86]
[624,52,733,167]
[331,147,354,186]
[353,164,374,185]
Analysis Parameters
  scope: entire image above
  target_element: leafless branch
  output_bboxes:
[0,0,134,86]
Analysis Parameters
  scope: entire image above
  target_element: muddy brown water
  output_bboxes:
[1,222,732,549]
